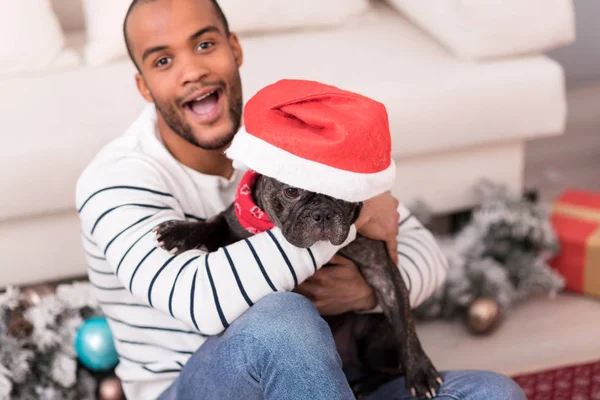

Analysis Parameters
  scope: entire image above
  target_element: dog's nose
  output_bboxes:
[312,209,334,222]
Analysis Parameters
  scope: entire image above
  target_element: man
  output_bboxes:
[75,0,526,399]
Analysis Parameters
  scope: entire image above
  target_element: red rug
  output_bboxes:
[512,360,600,399]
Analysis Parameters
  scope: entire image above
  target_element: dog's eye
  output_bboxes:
[283,188,300,199]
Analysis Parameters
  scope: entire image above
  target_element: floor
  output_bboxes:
[416,293,600,377]
[524,82,600,202]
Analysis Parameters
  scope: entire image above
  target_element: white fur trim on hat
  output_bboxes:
[225,127,396,203]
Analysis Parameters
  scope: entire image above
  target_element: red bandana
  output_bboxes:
[234,170,275,234]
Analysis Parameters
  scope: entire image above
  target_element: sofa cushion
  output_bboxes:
[0,0,80,77]
[386,0,575,61]
[82,0,131,66]
[0,7,566,221]
[75,0,371,67]
[218,0,369,35]
[0,43,144,222]
[51,0,85,32]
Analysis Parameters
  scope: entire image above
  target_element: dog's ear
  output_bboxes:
[352,203,363,224]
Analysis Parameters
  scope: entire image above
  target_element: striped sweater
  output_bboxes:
[75,105,449,400]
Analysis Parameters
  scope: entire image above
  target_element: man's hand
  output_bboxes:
[355,191,400,264]
[294,255,377,316]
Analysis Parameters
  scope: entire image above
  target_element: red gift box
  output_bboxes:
[550,189,600,297]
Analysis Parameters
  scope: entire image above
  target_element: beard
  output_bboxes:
[153,75,243,151]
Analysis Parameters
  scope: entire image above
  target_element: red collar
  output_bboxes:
[234,170,275,234]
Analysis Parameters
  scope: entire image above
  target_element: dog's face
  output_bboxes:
[256,176,362,248]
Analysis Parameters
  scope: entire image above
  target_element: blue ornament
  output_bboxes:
[74,316,119,371]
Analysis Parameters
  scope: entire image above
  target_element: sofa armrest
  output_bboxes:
[385,0,576,60]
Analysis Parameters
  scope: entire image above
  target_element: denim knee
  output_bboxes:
[471,371,526,400]
[231,292,334,352]
[252,292,318,317]
[222,293,353,399]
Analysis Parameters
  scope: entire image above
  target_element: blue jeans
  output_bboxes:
[159,292,526,400]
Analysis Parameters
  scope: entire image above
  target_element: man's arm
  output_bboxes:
[395,203,448,308]
[76,159,353,336]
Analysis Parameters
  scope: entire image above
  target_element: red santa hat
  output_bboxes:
[225,79,396,203]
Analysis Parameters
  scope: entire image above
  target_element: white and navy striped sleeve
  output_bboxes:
[396,203,448,308]
[76,159,354,336]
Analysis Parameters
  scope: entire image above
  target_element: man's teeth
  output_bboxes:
[194,91,216,102]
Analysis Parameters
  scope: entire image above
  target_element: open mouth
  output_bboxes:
[183,88,223,122]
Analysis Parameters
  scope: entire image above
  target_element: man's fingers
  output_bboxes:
[294,281,322,299]
[305,270,328,285]
[327,254,348,265]
[293,286,315,301]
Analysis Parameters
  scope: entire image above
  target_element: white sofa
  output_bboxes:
[0,0,571,288]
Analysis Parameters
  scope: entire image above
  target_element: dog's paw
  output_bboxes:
[404,353,443,399]
[153,221,197,255]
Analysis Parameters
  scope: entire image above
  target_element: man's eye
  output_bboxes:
[197,42,215,51]
[154,57,172,67]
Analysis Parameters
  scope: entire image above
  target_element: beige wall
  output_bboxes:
[548,0,600,86]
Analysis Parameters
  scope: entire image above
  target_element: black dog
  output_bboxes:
[155,174,442,398]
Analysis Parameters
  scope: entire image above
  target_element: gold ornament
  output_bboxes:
[467,297,502,335]
[98,377,125,400]
[21,284,54,307]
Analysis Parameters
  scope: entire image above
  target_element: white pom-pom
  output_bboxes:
[0,287,21,310]
[51,352,77,388]
[55,281,98,310]
[0,366,13,400]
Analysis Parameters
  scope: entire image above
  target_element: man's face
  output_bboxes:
[128,0,243,150]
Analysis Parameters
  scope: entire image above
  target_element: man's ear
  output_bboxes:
[228,32,244,68]
[136,73,154,103]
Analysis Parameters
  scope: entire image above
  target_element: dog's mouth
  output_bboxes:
[286,233,343,248]
[328,232,349,246]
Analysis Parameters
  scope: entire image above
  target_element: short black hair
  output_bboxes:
[123,0,230,70]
